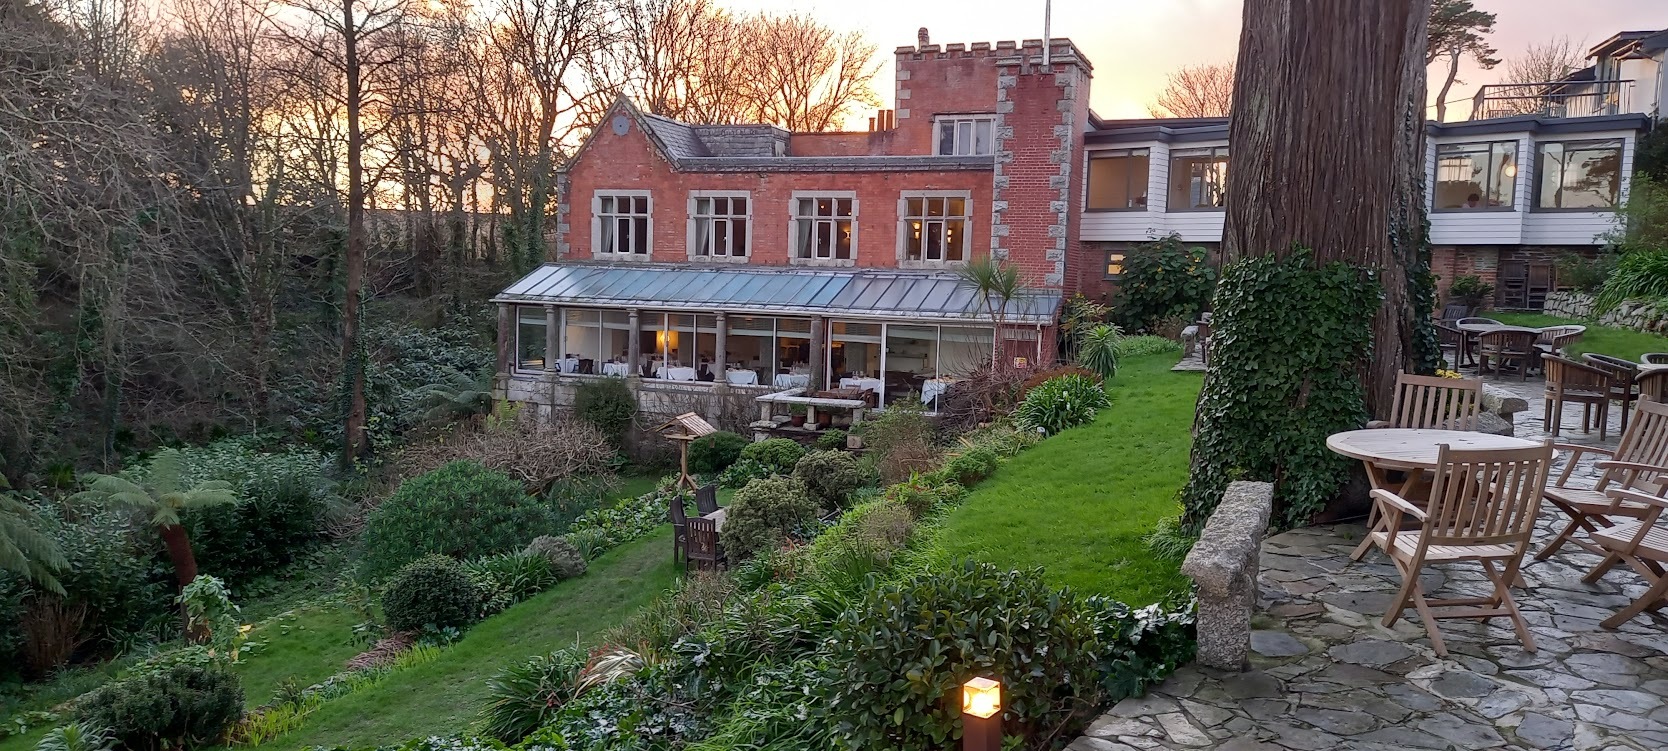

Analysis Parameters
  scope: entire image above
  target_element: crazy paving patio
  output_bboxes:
[1069,377,1668,751]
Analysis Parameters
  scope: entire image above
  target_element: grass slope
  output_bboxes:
[935,354,1198,606]
[1492,311,1668,362]
[235,605,370,708]
[268,528,678,750]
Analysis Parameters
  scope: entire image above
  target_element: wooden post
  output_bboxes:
[495,303,512,375]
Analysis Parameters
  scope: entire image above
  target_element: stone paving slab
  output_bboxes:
[1072,373,1668,751]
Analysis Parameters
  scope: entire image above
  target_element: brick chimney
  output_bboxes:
[917,27,929,48]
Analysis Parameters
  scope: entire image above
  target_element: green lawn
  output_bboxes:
[235,605,370,708]
[935,354,1198,606]
[266,529,679,750]
[1492,311,1668,362]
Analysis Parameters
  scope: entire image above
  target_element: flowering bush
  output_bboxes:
[1014,374,1111,435]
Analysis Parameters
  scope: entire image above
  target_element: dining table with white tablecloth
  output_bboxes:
[657,366,698,382]
[920,378,954,405]
[601,362,632,377]
[840,377,883,394]
[725,369,759,386]
[773,373,811,389]
[559,357,579,374]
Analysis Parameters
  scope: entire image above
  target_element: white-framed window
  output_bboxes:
[1434,141,1518,211]
[935,115,996,156]
[790,192,856,264]
[1168,146,1229,211]
[688,192,750,260]
[898,192,971,266]
[1086,148,1151,210]
[593,191,651,256]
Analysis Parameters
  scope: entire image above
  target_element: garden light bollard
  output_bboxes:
[961,676,1001,751]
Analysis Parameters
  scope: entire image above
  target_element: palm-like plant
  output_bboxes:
[1077,323,1122,381]
[415,367,495,423]
[955,255,1023,364]
[73,449,236,586]
[1,489,67,595]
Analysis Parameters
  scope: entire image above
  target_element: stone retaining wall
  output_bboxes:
[1543,290,1668,335]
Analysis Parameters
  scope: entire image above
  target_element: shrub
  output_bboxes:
[883,475,967,518]
[847,500,914,563]
[478,647,587,743]
[381,555,483,633]
[738,438,805,475]
[542,476,616,536]
[823,562,1110,750]
[1597,249,1668,312]
[815,429,848,451]
[943,445,1000,487]
[1015,374,1110,436]
[171,441,338,586]
[401,411,618,497]
[523,535,587,580]
[1077,323,1121,381]
[1447,274,1495,308]
[959,421,1041,458]
[1019,365,1101,399]
[718,458,772,489]
[574,378,637,447]
[1113,335,1181,359]
[601,573,740,661]
[687,431,749,475]
[79,664,244,751]
[792,450,868,510]
[1113,235,1216,333]
[1556,252,1612,294]
[719,476,817,560]
[464,552,558,613]
[36,507,172,662]
[359,460,549,581]
[564,485,673,557]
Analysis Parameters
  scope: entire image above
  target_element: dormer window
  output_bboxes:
[935,116,995,156]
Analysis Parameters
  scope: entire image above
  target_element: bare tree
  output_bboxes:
[1147,62,1235,118]
[270,0,414,463]
[741,13,880,131]
[1426,0,1498,121]
[1482,36,1587,117]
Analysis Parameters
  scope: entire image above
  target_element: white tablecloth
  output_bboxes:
[601,362,631,377]
[658,366,698,382]
[921,378,953,404]
[840,377,883,393]
[559,358,579,373]
[773,373,811,389]
[725,370,759,386]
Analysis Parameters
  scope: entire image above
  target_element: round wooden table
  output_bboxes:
[1453,323,1542,336]
[1328,429,1541,560]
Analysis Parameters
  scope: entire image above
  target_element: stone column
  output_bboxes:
[543,306,559,374]
[495,303,512,376]
[809,316,826,391]
[1180,481,1274,671]
[627,308,642,380]
[714,312,728,383]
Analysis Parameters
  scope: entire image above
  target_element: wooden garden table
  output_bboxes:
[1327,428,1540,561]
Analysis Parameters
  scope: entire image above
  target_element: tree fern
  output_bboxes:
[1,493,66,594]
[73,448,237,585]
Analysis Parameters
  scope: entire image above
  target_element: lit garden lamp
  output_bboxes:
[961,676,1002,751]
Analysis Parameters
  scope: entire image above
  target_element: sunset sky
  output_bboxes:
[725,0,1665,124]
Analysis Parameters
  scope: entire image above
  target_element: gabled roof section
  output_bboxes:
[492,263,1061,324]
[564,96,993,175]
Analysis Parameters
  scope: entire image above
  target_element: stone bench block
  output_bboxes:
[1180,481,1273,671]
[1481,385,1528,418]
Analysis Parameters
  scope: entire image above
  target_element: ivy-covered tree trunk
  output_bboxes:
[1183,0,1433,529]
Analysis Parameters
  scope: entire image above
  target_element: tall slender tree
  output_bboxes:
[1426,0,1498,121]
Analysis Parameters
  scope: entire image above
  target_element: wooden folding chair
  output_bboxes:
[1367,372,1482,430]
[668,492,689,565]
[1369,441,1552,657]
[1537,398,1668,561]
[1582,483,1668,629]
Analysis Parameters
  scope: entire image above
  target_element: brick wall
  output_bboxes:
[990,42,1092,291]
[787,131,896,157]
[892,41,1005,154]
[561,107,993,268]
[1432,245,1601,308]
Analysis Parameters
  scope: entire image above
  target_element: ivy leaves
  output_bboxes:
[1181,249,1379,530]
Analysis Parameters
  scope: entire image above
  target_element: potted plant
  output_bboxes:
[1447,274,1495,314]
[789,404,807,428]
[816,408,835,429]
[847,424,866,450]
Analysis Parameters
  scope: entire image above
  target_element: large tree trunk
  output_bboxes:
[1222,0,1428,416]
[159,524,200,586]
[340,0,370,462]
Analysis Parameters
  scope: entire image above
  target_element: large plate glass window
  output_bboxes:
[516,307,547,370]
[1168,146,1229,210]
[793,196,855,261]
[597,194,650,255]
[692,195,748,258]
[902,196,969,263]
[936,116,995,156]
[1535,140,1623,210]
[1434,141,1517,210]
[1086,148,1150,210]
